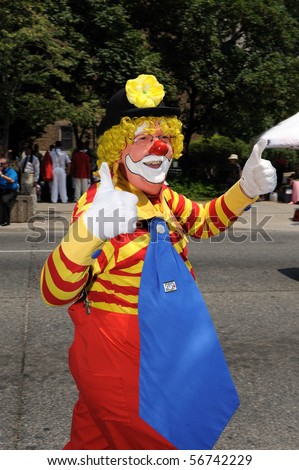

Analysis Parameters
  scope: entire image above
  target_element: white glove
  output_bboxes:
[84,162,138,239]
[240,138,277,198]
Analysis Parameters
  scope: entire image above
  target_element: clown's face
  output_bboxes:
[118,122,173,195]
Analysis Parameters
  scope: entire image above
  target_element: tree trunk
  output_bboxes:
[181,88,196,177]
[2,113,10,155]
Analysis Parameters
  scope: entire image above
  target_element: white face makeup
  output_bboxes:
[124,154,172,184]
[119,121,173,195]
[135,123,148,135]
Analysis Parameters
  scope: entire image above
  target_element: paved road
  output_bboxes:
[0,201,298,450]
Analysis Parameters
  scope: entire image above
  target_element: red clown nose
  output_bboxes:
[149,140,169,156]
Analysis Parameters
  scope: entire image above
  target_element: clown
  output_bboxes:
[40,74,276,450]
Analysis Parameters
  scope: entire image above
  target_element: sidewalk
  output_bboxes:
[233,200,299,232]
[1,202,76,233]
[1,200,299,233]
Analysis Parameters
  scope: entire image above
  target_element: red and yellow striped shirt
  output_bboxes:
[40,166,255,315]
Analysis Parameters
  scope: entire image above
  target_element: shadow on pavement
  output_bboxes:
[278,267,299,282]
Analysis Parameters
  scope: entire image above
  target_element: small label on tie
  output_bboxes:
[163,280,177,293]
[156,223,166,234]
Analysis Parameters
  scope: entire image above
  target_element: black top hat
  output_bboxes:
[98,88,180,136]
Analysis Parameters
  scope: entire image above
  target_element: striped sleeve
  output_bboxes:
[164,181,257,239]
[40,185,106,306]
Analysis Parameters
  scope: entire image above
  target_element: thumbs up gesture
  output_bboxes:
[84,162,138,239]
[240,138,277,198]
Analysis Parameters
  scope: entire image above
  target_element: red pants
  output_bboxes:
[64,301,176,450]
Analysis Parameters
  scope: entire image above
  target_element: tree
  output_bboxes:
[128,0,299,162]
[0,0,82,153]
[2,0,299,168]
[188,134,250,183]
[67,0,166,110]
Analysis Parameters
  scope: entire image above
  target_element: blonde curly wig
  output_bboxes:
[96,116,184,168]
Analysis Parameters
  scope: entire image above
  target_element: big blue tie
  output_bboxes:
[138,218,240,450]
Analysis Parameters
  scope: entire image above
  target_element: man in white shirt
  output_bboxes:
[50,141,71,203]
[20,145,40,214]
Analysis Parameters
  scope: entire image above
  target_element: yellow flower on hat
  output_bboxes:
[125,74,165,108]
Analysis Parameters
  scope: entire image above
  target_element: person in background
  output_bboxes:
[40,145,54,202]
[33,143,43,165]
[273,154,287,190]
[84,140,98,183]
[50,141,71,203]
[226,154,242,189]
[0,157,19,226]
[33,143,43,201]
[7,149,21,186]
[19,145,40,213]
[70,141,91,202]
[288,173,299,204]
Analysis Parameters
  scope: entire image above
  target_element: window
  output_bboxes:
[60,126,73,150]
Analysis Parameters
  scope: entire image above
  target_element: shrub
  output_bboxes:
[187,134,250,184]
[166,175,222,200]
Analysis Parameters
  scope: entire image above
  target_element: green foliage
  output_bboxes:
[130,0,299,144]
[186,133,299,184]
[167,176,221,201]
[1,0,299,156]
[0,0,83,149]
[187,134,250,183]
[67,0,165,103]
[265,148,299,172]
